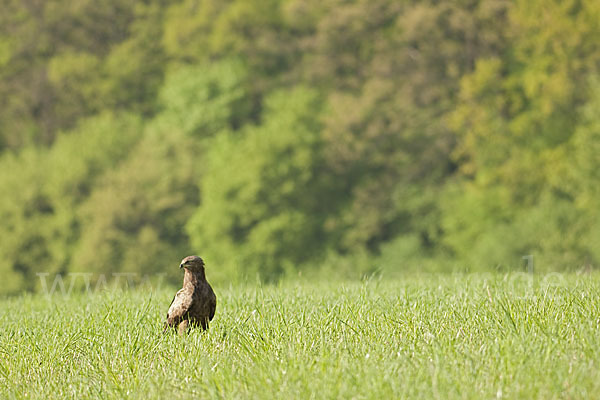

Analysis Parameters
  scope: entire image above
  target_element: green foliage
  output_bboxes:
[1,0,600,294]
[157,59,250,136]
[443,0,600,270]
[187,87,328,282]
[0,0,149,149]
[0,113,143,294]
[69,127,201,283]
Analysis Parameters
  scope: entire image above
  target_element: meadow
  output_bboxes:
[1,273,600,399]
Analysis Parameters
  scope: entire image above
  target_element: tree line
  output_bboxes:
[1,0,599,294]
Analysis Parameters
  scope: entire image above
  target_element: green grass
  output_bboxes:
[1,273,600,399]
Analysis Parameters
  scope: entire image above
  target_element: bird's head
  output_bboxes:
[179,255,205,273]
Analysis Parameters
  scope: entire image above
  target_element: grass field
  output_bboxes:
[1,273,600,399]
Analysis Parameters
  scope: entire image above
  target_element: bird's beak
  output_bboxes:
[180,263,185,269]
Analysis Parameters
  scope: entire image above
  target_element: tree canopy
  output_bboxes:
[1,0,599,294]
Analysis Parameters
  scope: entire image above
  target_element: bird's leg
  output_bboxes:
[177,319,190,335]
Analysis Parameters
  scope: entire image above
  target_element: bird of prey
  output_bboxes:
[163,255,216,334]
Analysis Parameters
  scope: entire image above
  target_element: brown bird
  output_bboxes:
[163,255,217,334]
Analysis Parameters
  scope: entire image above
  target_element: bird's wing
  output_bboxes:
[165,289,193,327]
[209,289,217,321]
[206,282,217,321]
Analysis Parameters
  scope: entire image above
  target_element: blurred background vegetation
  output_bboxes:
[1,0,600,294]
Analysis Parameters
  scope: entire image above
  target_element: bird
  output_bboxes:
[163,255,217,334]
